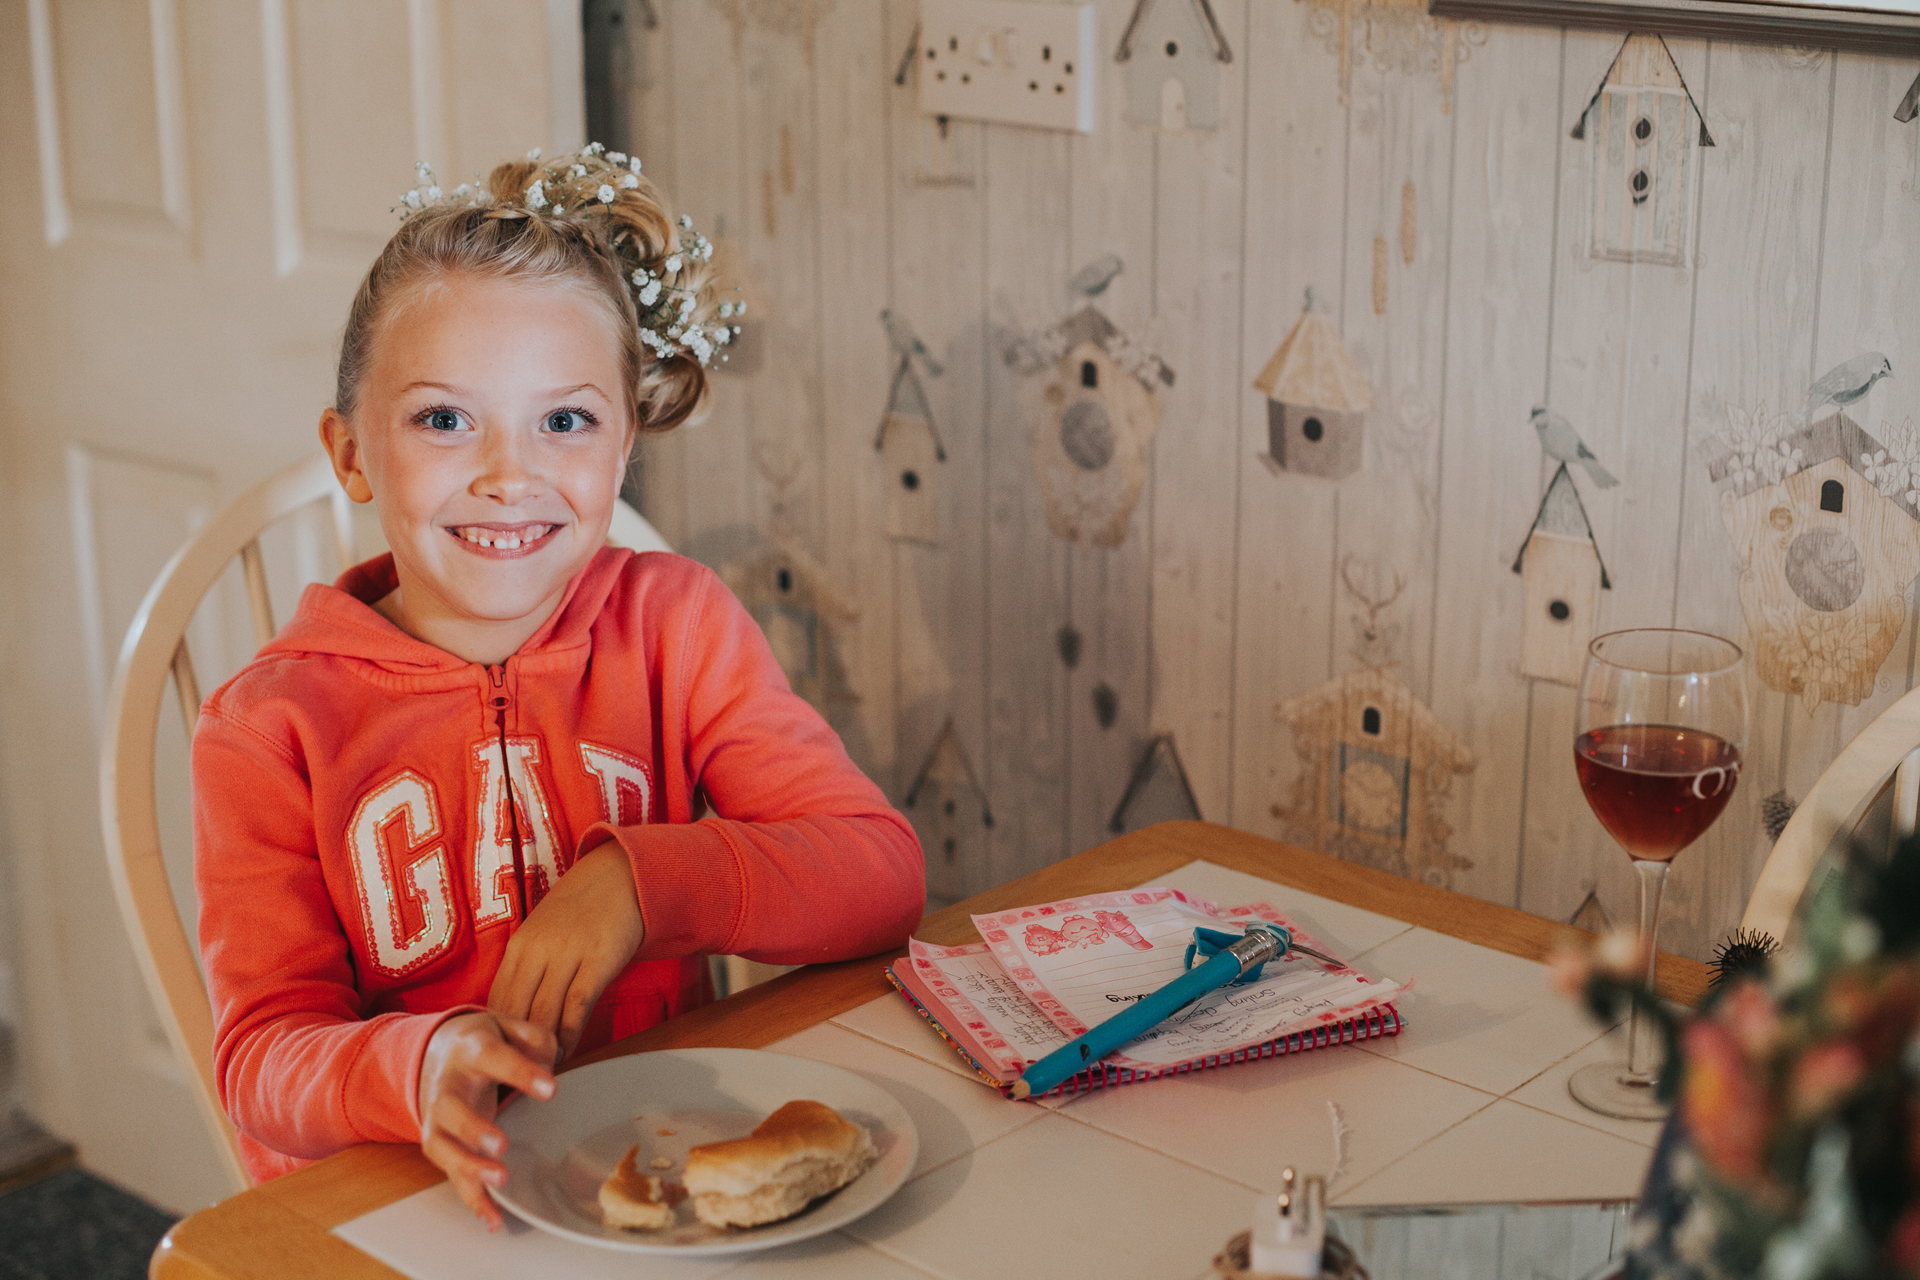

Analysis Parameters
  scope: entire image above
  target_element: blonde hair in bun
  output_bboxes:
[336,147,729,436]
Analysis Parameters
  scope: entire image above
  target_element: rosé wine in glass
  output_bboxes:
[1574,724,1742,863]
[1568,630,1748,1122]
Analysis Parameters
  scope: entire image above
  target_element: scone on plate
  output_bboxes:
[683,1100,877,1228]
[599,1145,687,1230]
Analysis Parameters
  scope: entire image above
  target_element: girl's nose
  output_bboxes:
[471,428,543,503]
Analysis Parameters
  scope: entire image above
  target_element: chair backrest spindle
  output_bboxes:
[1894,749,1920,848]
[239,539,274,647]
[171,639,202,740]
[327,487,354,574]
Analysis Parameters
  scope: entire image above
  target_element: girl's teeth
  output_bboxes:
[457,525,549,547]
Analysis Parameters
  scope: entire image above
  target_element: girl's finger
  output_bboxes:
[525,954,582,1041]
[470,1034,558,1101]
[485,947,537,1023]
[431,1091,506,1160]
[496,1017,560,1071]
[422,1131,507,1231]
[557,967,608,1059]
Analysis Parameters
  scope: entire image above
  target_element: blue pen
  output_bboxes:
[1008,921,1337,1100]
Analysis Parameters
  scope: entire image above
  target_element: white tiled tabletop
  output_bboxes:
[337,858,1659,1279]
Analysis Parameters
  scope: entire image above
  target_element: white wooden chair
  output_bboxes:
[1743,685,1920,943]
[99,453,673,1191]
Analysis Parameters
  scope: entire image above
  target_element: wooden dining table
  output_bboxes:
[151,821,1708,1280]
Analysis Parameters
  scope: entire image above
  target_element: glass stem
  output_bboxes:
[1624,858,1670,1085]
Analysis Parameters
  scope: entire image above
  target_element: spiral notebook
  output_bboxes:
[886,887,1406,1099]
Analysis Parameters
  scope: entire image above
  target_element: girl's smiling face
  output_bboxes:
[320,273,635,665]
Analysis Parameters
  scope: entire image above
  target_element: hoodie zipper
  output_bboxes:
[487,663,530,921]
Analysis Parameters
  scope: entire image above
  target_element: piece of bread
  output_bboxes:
[598,1145,687,1231]
[682,1100,877,1228]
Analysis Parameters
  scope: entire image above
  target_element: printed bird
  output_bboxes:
[1805,352,1892,422]
[1531,406,1618,489]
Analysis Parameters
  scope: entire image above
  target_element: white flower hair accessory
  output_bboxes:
[392,143,740,369]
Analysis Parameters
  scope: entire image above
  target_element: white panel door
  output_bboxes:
[0,0,581,1214]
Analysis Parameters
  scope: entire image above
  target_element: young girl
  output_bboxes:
[191,147,924,1226]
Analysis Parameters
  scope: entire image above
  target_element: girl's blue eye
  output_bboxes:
[427,410,461,431]
[547,410,587,433]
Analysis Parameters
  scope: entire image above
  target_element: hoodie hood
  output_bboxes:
[258,545,635,672]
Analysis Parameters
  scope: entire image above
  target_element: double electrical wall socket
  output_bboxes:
[916,0,1097,134]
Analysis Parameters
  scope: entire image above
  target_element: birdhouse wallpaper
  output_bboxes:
[1010,306,1174,549]
[618,2,1913,969]
[1273,666,1475,887]
[1711,412,1920,711]
[905,718,993,906]
[1512,463,1612,687]
[1572,34,1712,267]
[720,542,861,721]
[1110,734,1202,834]
[874,320,946,545]
[1253,303,1372,481]
[1116,0,1232,131]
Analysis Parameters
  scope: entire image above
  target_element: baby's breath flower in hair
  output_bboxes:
[391,144,730,368]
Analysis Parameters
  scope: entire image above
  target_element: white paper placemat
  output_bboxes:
[332,1182,727,1280]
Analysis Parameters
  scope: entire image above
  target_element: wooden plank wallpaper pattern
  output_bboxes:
[625,0,1920,958]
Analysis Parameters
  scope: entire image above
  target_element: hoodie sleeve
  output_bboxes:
[583,569,925,965]
[193,704,469,1162]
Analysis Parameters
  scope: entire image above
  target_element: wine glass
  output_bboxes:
[1569,628,1748,1120]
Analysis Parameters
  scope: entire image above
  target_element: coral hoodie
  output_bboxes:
[193,546,924,1182]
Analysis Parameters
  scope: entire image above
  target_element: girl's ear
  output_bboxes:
[319,409,376,504]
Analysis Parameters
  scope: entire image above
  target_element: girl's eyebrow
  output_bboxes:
[547,383,608,400]
[399,381,465,395]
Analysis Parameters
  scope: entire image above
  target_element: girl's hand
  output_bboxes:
[487,841,645,1061]
[418,1012,558,1229]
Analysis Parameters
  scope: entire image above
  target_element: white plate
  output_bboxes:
[489,1048,918,1256]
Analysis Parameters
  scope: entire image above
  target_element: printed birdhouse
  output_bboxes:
[1117,0,1232,131]
[1253,305,1372,481]
[1109,734,1201,835]
[706,234,771,376]
[1013,306,1174,549]
[879,411,942,545]
[875,313,946,545]
[1511,463,1612,687]
[719,540,860,719]
[1273,666,1475,887]
[1572,34,1712,267]
[904,718,993,905]
[1710,412,1920,710]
